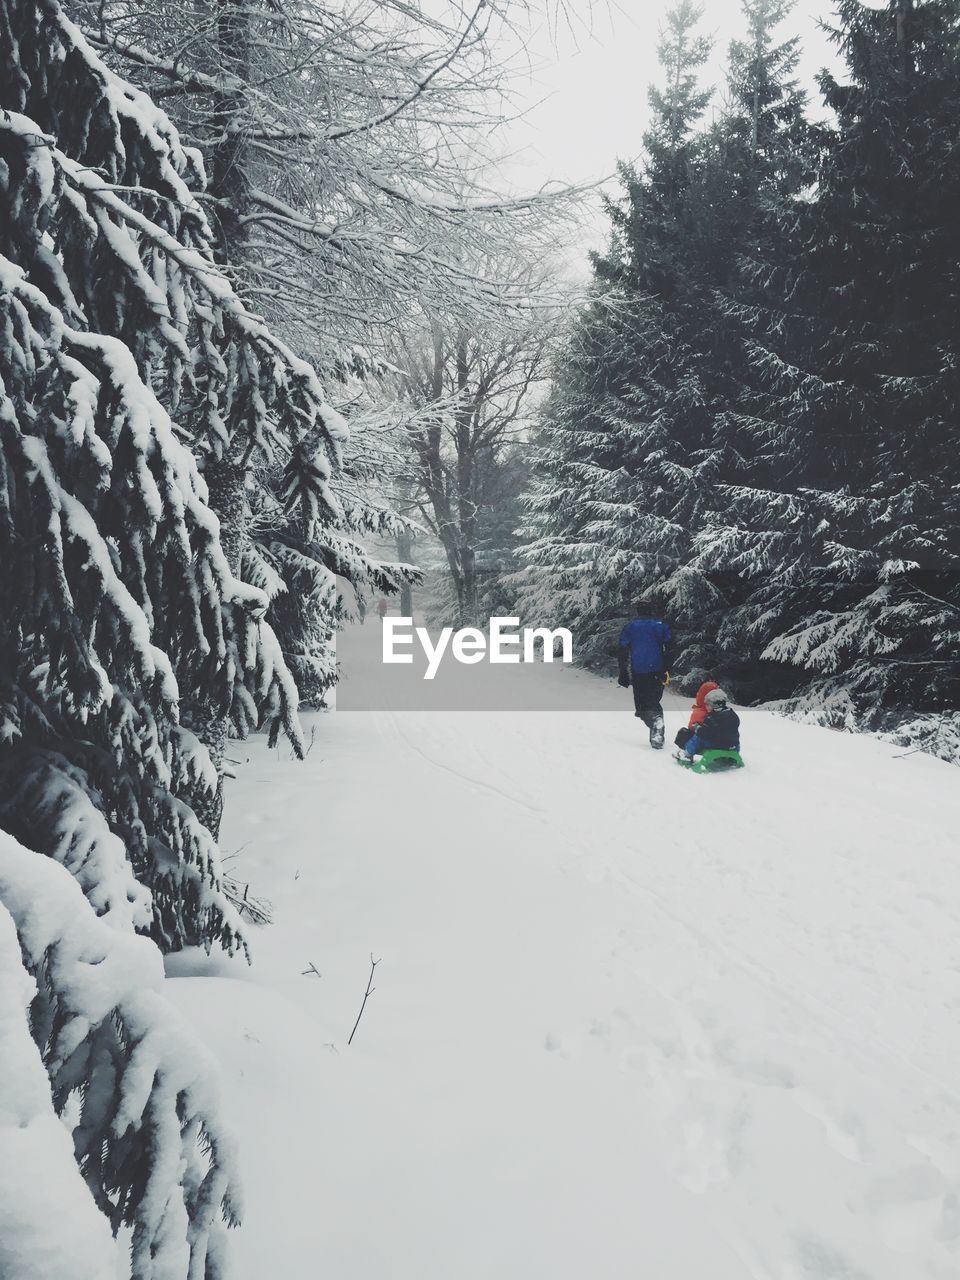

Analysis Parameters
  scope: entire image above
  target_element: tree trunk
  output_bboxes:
[184,456,249,839]
[184,0,252,841]
[454,334,480,625]
[205,455,249,574]
[460,544,478,623]
[397,529,414,616]
[210,0,250,267]
[895,0,913,77]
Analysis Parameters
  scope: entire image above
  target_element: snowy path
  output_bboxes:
[168,622,960,1279]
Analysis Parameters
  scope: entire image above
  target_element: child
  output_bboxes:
[682,687,740,758]
[673,680,719,751]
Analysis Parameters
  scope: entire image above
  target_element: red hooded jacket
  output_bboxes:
[688,681,720,730]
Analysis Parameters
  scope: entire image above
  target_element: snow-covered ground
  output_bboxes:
[167,619,960,1279]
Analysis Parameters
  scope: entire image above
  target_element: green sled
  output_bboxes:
[676,748,745,775]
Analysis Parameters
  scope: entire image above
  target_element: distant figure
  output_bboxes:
[681,687,740,758]
[674,680,719,752]
[617,602,671,749]
[377,596,388,620]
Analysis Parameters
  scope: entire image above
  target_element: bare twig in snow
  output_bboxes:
[221,841,252,866]
[348,953,381,1046]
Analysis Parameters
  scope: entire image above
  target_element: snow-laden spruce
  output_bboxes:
[0,890,115,1280]
[694,0,960,753]
[514,1,730,673]
[516,0,960,759]
[0,0,394,1269]
[0,178,261,954]
[0,830,239,1280]
[1,0,409,833]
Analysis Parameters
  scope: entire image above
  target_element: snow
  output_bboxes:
[167,619,960,1278]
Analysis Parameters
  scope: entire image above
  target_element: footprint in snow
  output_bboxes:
[854,1162,960,1253]
[786,1232,870,1280]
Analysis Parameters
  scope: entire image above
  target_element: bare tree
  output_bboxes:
[76,0,590,350]
[394,288,555,622]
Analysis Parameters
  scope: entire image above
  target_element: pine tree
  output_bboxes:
[0,830,241,1279]
[8,0,418,838]
[0,0,320,944]
[699,0,960,752]
[250,434,419,705]
[517,1,720,665]
[0,869,118,1280]
[676,0,820,695]
[518,0,819,689]
[0,1,359,1265]
[517,294,688,664]
[724,0,814,204]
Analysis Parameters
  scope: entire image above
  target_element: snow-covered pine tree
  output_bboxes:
[678,0,819,696]
[516,292,691,664]
[1,0,394,840]
[0,1,326,1267]
[0,829,240,1280]
[606,0,817,684]
[0,861,118,1280]
[249,430,421,705]
[698,0,960,754]
[0,0,313,938]
[65,0,386,770]
[517,1,721,666]
[518,0,819,686]
[722,0,815,206]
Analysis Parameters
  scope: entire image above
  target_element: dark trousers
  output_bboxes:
[631,672,664,728]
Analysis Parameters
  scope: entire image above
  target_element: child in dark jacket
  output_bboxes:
[682,687,740,757]
[674,680,719,750]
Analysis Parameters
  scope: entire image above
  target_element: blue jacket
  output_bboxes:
[618,618,671,675]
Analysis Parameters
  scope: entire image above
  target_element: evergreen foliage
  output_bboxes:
[700,0,960,740]
[519,0,737,670]
[0,829,240,1280]
[518,0,959,758]
[72,0,567,728]
[0,0,354,1264]
[0,0,310,948]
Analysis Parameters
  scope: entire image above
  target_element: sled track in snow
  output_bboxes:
[379,705,546,817]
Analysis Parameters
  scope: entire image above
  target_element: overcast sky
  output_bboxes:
[495,0,846,251]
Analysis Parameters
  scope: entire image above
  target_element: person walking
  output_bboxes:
[617,602,671,749]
